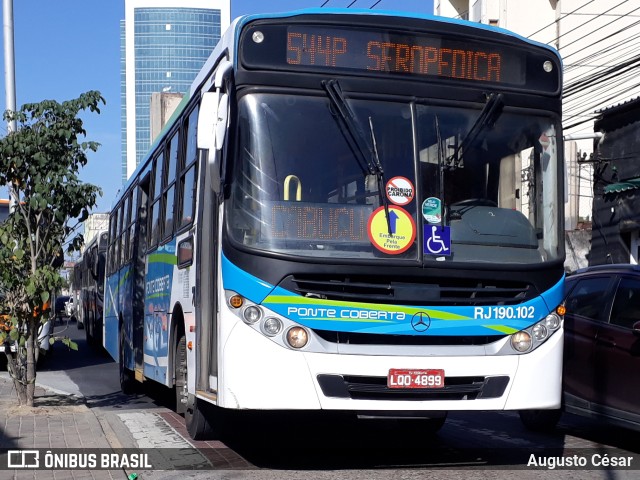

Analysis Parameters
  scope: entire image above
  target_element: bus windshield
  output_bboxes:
[227,92,562,265]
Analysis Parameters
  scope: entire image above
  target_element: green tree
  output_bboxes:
[0,91,104,406]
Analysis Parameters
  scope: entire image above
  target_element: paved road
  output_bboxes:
[21,320,640,479]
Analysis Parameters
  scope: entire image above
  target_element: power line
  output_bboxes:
[525,0,597,39]
[559,10,640,61]
[564,80,640,130]
[370,0,382,8]
[549,0,630,46]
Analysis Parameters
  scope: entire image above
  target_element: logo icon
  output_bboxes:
[7,450,40,468]
[424,225,451,256]
[411,312,431,332]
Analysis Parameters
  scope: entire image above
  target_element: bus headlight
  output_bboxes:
[286,327,309,349]
[242,306,262,324]
[511,331,532,352]
[532,323,548,341]
[262,317,282,337]
[544,313,561,330]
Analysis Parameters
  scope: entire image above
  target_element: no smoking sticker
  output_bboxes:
[386,177,414,206]
[367,206,416,254]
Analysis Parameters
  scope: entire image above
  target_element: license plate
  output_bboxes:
[387,369,445,389]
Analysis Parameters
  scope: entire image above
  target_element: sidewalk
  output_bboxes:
[0,375,255,480]
[0,377,126,480]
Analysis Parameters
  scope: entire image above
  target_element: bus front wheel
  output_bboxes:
[176,332,217,440]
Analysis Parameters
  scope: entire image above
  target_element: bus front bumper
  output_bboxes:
[217,323,563,412]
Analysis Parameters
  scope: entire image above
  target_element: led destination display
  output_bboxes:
[240,20,565,93]
[261,201,372,244]
[286,27,509,83]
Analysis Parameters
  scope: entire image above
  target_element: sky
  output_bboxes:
[0,0,434,213]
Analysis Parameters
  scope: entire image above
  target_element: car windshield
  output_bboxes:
[227,92,562,265]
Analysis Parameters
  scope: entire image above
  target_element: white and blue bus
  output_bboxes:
[78,231,108,347]
[104,8,566,439]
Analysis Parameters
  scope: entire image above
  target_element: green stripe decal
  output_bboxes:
[484,325,519,334]
[148,253,177,265]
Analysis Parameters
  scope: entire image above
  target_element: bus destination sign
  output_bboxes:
[286,26,515,84]
[241,22,560,92]
[261,201,372,245]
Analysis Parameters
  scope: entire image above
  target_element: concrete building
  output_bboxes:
[150,91,184,143]
[435,1,640,232]
[121,0,231,183]
[83,213,110,251]
[590,98,640,266]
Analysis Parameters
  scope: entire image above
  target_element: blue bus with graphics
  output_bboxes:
[104,8,566,439]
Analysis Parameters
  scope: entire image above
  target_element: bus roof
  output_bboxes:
[115,8,560,209]
[233,8,560,58]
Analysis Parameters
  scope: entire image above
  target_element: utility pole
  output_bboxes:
[2,0,16,209]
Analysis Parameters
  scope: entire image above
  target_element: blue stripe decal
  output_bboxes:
[222,255,564,336]
[221,253,275,304]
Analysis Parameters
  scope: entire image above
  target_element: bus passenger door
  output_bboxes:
[132,178,149,381]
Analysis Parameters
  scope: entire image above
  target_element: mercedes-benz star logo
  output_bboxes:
[411,312,431,332]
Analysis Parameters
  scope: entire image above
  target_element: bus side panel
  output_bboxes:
[143,241,176,383]
[169,231,197,391]
[119,265,134,369]
[103,272,121,362]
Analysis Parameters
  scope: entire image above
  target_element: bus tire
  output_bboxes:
[175,333,187,415]
[86,323,93,346]
[186,396,216,440]
[176,333,216,440]
[119,326,137,395]
[519,409,561,432]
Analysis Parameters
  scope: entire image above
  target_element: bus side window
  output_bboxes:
[177,106,198,230]
[162,130,179,241]
[149,151,164,248]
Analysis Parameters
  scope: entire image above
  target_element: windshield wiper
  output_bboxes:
[448,92,504,167]
[322,79,392,235]
[434,115,445,228]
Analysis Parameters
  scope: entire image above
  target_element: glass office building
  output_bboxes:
[121,0,230,183]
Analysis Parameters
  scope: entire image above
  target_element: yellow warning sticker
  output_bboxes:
[367,206,416,254]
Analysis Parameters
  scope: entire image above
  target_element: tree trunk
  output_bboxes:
[25,327,36,406]
[6,350,27,405]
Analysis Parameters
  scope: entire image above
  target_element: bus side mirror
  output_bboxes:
[198,92,229,152]
[214,93,229,151]
[197,91,219,150]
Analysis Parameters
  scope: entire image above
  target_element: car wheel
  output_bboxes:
[519,409,562,432]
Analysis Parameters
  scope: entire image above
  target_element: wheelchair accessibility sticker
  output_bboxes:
[367,206,416,254]
[424,225,451,256]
